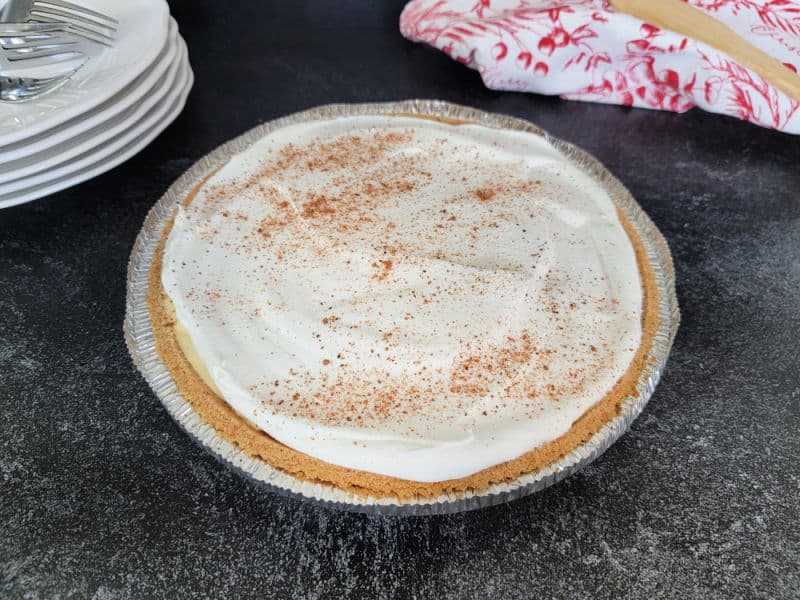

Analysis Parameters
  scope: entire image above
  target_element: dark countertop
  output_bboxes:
[2,1,799,598]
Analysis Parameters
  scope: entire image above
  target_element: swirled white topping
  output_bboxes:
[162,115,642,482]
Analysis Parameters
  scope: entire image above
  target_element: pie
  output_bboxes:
[147,113,659,499]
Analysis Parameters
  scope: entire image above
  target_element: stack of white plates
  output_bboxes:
[0,0,193,208]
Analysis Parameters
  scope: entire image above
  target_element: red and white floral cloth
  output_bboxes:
[400,0,800,133]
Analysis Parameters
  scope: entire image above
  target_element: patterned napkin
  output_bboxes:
[401,0,800,133]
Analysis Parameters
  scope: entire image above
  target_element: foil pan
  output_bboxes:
[124,100,680,515]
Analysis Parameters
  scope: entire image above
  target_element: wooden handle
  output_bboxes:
[611,0,800,102]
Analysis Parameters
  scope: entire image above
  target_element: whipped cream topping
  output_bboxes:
[162,115,643,482]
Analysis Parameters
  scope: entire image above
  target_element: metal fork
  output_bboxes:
[0,23,87,101]
[0,66,81,101]
[1,0,118,46]
[1,22,92,64]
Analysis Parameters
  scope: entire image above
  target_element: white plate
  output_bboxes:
[0,0,170,145]
[0,47,192,208]
[0,30,184,188]
[0,18,179,165]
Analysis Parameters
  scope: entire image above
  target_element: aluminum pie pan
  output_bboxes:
[124,100,680,516]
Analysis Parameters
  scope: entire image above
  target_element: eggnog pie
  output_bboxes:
[147,114,659,499]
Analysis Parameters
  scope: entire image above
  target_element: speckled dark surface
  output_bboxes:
[1,1,799,598]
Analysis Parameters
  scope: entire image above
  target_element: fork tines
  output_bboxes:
[0,64,82,101]
[29,0,118,46]
[1,30,84,64]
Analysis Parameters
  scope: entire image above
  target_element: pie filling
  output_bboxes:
[160,115,644,483]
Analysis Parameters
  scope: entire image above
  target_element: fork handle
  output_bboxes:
[610,0,800,102]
